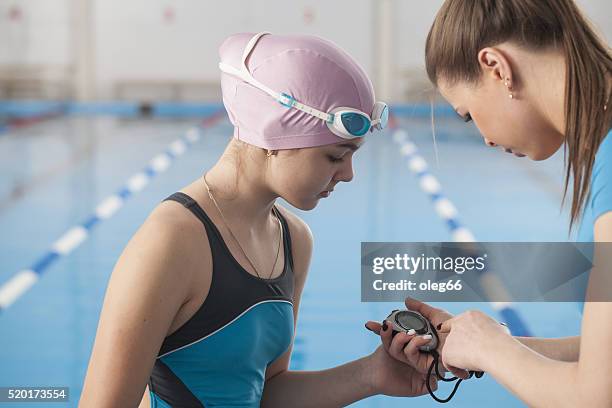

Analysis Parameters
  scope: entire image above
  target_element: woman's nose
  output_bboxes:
[484,138,497,147]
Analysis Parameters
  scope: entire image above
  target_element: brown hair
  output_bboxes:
[425,0,612,229]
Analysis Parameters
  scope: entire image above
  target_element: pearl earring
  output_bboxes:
[505,78,514,99]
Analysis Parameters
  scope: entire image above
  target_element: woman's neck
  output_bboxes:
[526,47,567,136]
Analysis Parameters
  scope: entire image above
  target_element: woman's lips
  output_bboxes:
[502,147,525,157]
[319,189,333,197]
[487,138,526,157]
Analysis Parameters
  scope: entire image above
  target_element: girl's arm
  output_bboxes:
[262,357,377,408]
[79,207,203,407]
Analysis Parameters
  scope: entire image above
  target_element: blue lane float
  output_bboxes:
[0,122,212,313]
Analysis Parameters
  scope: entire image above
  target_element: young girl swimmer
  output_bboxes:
[366,0,612,406]
[79,32,436,407]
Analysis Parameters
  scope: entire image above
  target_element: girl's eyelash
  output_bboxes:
[463,113,472,123]
[328,156,344,163]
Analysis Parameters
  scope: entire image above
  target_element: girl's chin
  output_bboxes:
[284,196,319,211]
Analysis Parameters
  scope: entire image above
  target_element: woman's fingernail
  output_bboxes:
[365,324,377,333]
[407,329,416,335]
[422,334,432,340]
[382,322,388,331]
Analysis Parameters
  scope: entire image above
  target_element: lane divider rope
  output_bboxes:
[0,112,225,313]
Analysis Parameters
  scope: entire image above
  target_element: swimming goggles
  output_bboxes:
[219,32,389,139]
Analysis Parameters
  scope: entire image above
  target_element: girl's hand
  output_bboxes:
[364,344,438,397]
[365,298,469,379]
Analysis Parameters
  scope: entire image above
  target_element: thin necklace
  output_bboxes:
[202,173,282,280]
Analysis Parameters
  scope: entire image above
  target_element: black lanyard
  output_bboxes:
[424,326,484,403]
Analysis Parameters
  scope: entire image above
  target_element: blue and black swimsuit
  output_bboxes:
[148,192,295,407]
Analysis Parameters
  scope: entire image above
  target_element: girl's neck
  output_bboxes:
[199,155,279,232]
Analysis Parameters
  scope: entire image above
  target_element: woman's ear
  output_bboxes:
[477,47,515,88]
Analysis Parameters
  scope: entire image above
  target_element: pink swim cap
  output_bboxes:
[218,32,376,150]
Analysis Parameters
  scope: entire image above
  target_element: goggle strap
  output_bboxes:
[291,100,333,122]
[240,32,271,73]
[220,32,281,101]
[219,62,280,102]
[221,63,332,122]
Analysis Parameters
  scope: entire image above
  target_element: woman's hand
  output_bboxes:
[364,297,467,378]
[438,310,513,373]
[364,344,438,397]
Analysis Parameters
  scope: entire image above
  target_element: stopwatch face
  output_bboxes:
[395,311,426,331]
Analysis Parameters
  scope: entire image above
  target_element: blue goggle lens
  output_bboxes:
[340,112,370,136]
